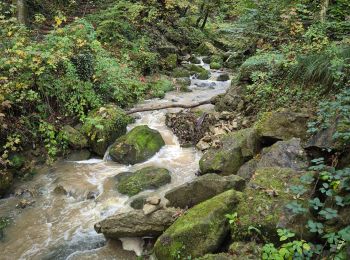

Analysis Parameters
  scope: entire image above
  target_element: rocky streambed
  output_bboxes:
[0,59,232,259]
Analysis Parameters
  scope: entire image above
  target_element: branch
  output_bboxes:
[125,98,215,115]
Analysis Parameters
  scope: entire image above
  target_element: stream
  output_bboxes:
[0,58,231,260]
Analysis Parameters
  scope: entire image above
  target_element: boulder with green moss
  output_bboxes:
[239,53,284,81]
[196,253,232,260]
[214,85,247,112]
[189,56,201,64]
[81,105,132,156]
[172,68,192,78]
[232,167,311,243]
[9,154,25,169]
[0,170,13,197]
[210,62,221,70]
[229,241,262,259]
[109,125,165,165]
[116,167,171,196]
[254,110,310,142]
[62,125,88,149]
[196,42,219,56]
[165,174,245,208]
[199,128,261,176]
[183,64,210,80]
[154,190,242,259]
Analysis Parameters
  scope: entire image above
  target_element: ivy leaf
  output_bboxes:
[290,185,307,196]
[308,197,324,210]
[338,226,350,242]
[286,201,307,214]
[306,220,324,234]
[300,173,315,184]
[319,208,338,220]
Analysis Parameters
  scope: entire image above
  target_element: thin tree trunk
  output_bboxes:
[200,8,209,30]
[196,2,205,27]
[14,0,27,25]
[320,0,329,23]
[126,98,215,115]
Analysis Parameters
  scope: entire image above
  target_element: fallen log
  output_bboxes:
[126,98,215,115]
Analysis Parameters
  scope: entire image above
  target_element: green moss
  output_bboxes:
[116,167,171,196]
[62,125,88,149]
[154,190,242,259]
[109,125,165,165]
[233,167,310,243]
[9,154,25,169]
[0,217,11,240]
[210,62,221,70]
[195,42,219,56]
[172,68,192,78]
[81,105,133,156]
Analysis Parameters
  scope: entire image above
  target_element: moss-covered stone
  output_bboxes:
[154,190,242,259]
[233,167,310,243]
[254,110,310,142]
[116,167,171,196]
[109,125,165,165]
[81,105,132,156]
[0,170,13,197]
[210,62,221,70]
[62,125,88,149]
[217,73,230,82]
[196,253,232,260]
[229,241,262,259]
[172,68,192,78]
[196,42,219,56]
[189,56,201,64]
[199,128,261,175]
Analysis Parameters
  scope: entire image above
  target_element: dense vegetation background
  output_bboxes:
[0,0,350,258]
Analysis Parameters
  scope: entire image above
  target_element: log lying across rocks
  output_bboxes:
[125,98,215,115]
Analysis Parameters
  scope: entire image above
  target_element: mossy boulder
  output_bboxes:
[217,73,230,82]
[199,128,261,176]
[239,53,284,81]
[196,42,219,56]
[154,190,242,259]
[210,62,221,70]
[229,241,262,259]
[0,170,13,197]
[62,125,88,149]
[233,167,310,243]
[214,85,247,112]
[196,253,232,260]
[189,56,201,64]
[109,125,165,165]
[172,68,192,78]
[254,110,310,142]
[82,105,132,156]
[116,167,171,196]
[184,64,210,80]
[165,174,245,208]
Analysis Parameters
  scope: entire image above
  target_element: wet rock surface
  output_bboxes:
[165,174,245,208]
[94,208,178,238]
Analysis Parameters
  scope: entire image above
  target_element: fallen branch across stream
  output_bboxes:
[126,98,215,115]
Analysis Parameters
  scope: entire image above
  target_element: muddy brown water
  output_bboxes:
[0,59,231,259]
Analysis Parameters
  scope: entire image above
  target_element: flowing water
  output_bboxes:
[0,59,231,260]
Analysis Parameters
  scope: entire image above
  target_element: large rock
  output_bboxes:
[116,167,171,196]
[165,174,245,208]
[196,42,219,56]
[254,110,310,142]
[81,105,132,156]
[183,64,210,80]
[214,85,246,112]
[237,138,308,181]
[0,170,13,197]
[229,241,262,260]
[257,138,308,170]
[94,208,177,238]
[109,125,165,165]
[199,128,261,176]
[61,125,88,149]
[154,190,241,259]
[233,167,310,243]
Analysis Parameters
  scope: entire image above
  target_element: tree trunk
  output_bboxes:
[14,0,27,25]
[196,2,205,27]
[200,8,209,30]
[320,0,329,23]
[125,98,215,115]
